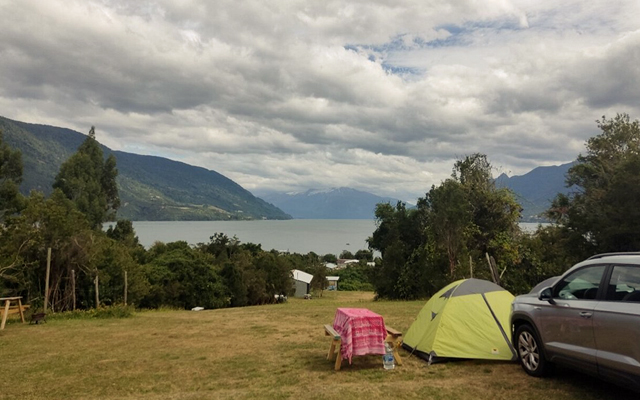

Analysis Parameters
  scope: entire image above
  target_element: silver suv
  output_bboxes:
[511,253,640,391]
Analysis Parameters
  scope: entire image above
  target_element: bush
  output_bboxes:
[47,305,135,320]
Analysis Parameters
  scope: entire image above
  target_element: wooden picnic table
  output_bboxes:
[0,296,27,330]
[324,308,404,370]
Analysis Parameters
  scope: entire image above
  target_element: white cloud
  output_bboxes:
[1,0,639,202]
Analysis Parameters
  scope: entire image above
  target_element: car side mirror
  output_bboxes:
[538,287,556,305]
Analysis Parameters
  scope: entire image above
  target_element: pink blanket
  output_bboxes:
[333,308,386,363]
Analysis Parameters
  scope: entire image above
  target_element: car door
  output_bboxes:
[594,264,640,389]
[536,265,606,374]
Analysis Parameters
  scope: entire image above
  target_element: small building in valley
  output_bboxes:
[291,269,314,298]
[326,276,340,291]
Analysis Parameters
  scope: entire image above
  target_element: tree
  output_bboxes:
[322,253,338,263]
[422,154,521,280]
[0,189,98,309]
[142,241,227,309]
[310,257,327,297]
[422,180,471,277]
[339,250,354,259]
[53,126,120,229]
[354,249,373,261]
[548,114,640,253]
[368,202,431,299]
[0,130,24,222]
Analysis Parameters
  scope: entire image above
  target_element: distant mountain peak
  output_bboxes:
[260,187,406,219]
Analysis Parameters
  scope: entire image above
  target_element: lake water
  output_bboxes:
[129,219,377,255]
[124,220,550,256]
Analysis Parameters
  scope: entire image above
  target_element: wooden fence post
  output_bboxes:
[124,270,128,306]
[94,272,100,308]
[71,269,76,311]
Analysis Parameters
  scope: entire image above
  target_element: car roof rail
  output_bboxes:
[587,252,640,260]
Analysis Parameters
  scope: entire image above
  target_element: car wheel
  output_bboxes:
[515,324,550,377]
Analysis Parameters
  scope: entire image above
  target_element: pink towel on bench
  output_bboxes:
[333,308,386,363]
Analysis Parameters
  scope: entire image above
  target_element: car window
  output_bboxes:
[605,265,640,302]
[553,266,605,300]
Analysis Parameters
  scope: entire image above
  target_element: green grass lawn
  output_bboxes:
[0,291,635,399]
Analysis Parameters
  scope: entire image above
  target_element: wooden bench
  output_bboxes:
[1,304,30,316]
[324,324,343,370]
[324,324,403,370]
[0,297,28,329]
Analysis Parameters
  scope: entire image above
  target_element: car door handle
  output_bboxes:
[580,312,593,318]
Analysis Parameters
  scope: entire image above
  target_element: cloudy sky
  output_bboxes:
[1,0,639,202]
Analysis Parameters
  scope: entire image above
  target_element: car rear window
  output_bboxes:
[605,265,640,302]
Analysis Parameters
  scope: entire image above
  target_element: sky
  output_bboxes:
[1,0,639,203]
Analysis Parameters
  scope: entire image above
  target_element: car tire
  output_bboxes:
[515,324,551,377]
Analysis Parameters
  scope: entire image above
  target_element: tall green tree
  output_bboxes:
[422,179,471,277]
[53,126,120,229]
[368,201,431,299]
[0,130,24,222]
[422,154,521,280]
[310,257,327,297]
[548,114,640,253]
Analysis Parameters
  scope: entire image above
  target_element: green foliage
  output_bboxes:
[354,249,373,261]
[221,261,248,307]
[423,179,471,276]
[368,201,432,299]
[548,114,640,253]
[504,226,582,294]
[53,127,120,228]
[369,155,522,299]
[333,262,374,291]
[0,130,25,222]
[142,241,227,310]
[339,250,354,259]
[310,257,327,296]
[0,116,290,221]
[322,253,337,263]
[47,304,135,320]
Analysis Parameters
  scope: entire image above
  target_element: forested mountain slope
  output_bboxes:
[0,116,290,221]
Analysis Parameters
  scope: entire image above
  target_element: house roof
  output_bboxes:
[291,269,313,284]
[326,276,340,281]
[337,259,359,265]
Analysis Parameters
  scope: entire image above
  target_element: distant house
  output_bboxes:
[336,259,360,268]
[291,269,314,298]
[325,262,338,270]
[326,276,340,291]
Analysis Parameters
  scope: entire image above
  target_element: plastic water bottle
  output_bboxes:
[383,342,395,370]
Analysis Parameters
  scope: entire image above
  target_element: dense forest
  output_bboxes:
[1,114,639,312]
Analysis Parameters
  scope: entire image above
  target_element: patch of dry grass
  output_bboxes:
[0,291,635,399]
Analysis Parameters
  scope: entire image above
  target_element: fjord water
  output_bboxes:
[125,220,546,256]
[129,219,377,255]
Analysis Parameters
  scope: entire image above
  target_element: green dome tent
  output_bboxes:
[403,278,517,363]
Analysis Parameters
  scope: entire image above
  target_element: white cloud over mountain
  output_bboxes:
[1,0,639,202]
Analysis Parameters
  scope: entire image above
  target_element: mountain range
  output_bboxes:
[2,116,575,221]
[496,162,576,221]
[260,163,575,221]
[256,188,407,219]
[0,116,290,221]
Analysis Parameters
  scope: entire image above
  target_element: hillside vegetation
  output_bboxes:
[0,116,290,221]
